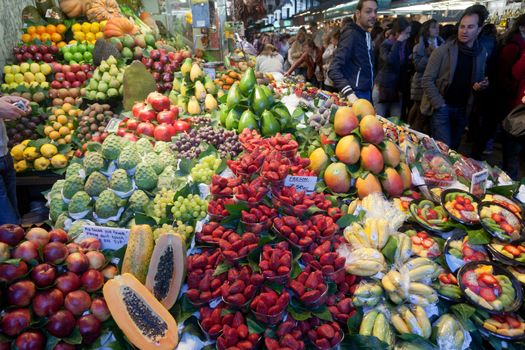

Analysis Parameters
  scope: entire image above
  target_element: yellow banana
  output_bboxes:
[346,261,384,276]
[404,257,434,271]
[359,310,378,336]
[376,219,390,249]
[391,313,410,334]
[381,274,397,293]
[365,219,378,246]
[409,282,436,296]
[414,306,432,339]
[389,291,404,304]
[401,307,424,337]
[372,313,389,343]
[408,265,437,281]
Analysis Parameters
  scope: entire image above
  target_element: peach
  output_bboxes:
[360,144,384,174]
[335,135,360,165]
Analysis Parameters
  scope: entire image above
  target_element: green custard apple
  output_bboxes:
[109,169,133,193]
[134,163,158,191]
[95,189,119,219]
[68,191,92,215]
[63,174,85,200]
[84,171,109,197]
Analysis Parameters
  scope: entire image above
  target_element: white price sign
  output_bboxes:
[105,118,122,133]
[82,226,130,250]
[203,67,216,80]
[284,176,317,193]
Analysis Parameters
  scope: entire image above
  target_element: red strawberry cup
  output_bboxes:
[308,321,344,350]
[219,232,259,264]
[269,133,299,158]
[198,304,226,340]
[207,197,237,222]
[273,219,316,251]
[289,269,329,308]
[259,242,292,284]
[250,288,290,325]
[234,178,270,208]
[210,175,242,199]
[303,251,346,284]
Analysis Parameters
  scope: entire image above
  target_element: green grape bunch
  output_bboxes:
[171,194,208,224]
[191,155,222,183]
[153,188,176,219]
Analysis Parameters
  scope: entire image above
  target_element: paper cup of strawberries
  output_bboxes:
[210,174,241,198]
[483,193,522,218]
[478,313,525,341]
[221,266,264,310]
[441,189,480,225]
[207,197,237,222]
[458,262,522,313]
[300,318,344,350]
[219,232,259,263]
[445,231,489,272]
[404,229,442,258]
[479,202,524,243]
[264,319,306,350]
[409,199,450,234]
[250,287,290,325]
[240,205,277,234]
[234,177,269,208]
[199,304,228,340]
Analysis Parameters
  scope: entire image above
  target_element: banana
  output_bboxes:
[353,283,383,307]
[438,285,463,299]
[401,307,424,337]
[345,233,366,248]
[358,247,385,262]
[347,199,359,214]
[364,219,377,243]
[381,273,398,293]
[391,313,410,334]
[398,234,412,262]
[389,291,404,304]
[409,282,436,296]
[346,261,385,276]
[359,310,378,336]
[407,295,432,306]
[454,330,465,349]
[372,313,391,344]
[403,257,434,271]
[413,306,431,339]
[408,265,437,282]
[376,219,390,249]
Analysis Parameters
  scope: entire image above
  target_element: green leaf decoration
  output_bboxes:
[381,236,398,265]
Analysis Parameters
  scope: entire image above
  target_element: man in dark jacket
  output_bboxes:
[328,0,377,102]
[421,5,489,150]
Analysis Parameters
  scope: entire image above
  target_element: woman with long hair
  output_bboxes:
[255,44,284,74]
[322,29,341,92]
[284,38,322,85]
[408,19,443,132]
[373,16,412,118]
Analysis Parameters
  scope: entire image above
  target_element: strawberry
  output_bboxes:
[479,273,498,286]
[479,287,497,301]
[506,316,522,329]
[504,245,521,257]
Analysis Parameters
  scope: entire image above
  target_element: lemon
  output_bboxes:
[20,63,30,73]
[30,62,40,74]
[71,23,82,32]
[35,72,46,83]
[40,144,58,158]
[23,72,35,83]
[23,146,40,161]
[3,66,12,74]
[90,22,100,33]
[4,74,14,84]
[11,65,20,74]
[74,32,85,42]
[100,20,107,29]
[57,138,66,145]
[40,82,49,89]
[34,157,50,171]
[10,144,27,161]
[51,154,68,168]
[40,63,52,75]
[85,32,95,42]
[14,160,28,172]
[82,22,91,33]
[95,32,104,40]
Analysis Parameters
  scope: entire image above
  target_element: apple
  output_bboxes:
[138,109,156,122]
[43,242,69,265]
[81,269,104,292]
[25,227,50,248]
[90,298,111,321]
[152,61,163,73]
[147,92,170,112]
[49,229,68,243]
[137,122,155,137]
[43,53,54,63]
[117,128,126,136]
[126,118,139,130]
[32,288,64,317]
[174,119,191,133]
[78,314,101,344]
[0,224,25,246]
[28,45,38,54]
[15,331,45,350]
[71,80,82,88]
[1,308,31,336]
[162,73,172,82]
[65,72,76,82]
[12,241,38,262]
[0,261,28,283]
[150,49,161,60]
[70,64,80,73]
[46,310,76,338]
[81,63,91,72]
[33,53,43,62]
[86,251,105,270]
[79,237,101,252]
[66,252,89,274]
[64,290,91,316]
[169,105,179,118]
[62,65,71,74]
[52,62,62,72]
[56,272,81,294]
[31,263,56,288]
[51,80,62,89]
[7,280,36,307]
[55,72,65,82]
[156,110,175,124]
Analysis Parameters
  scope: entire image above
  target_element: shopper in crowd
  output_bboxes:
[288,27,307,69]
[408,19,443,133]
[255,44,284,74]
[401,20,423,119]
[371,23,384,75]
[329,0,378,102]
[285,39,322,86]
[421,5,489,150]
[310,22,325,49]
[498,14,525,179]
[322,29,341,92]
[0,95,30,224]
[440,24,457,42]
[373,16,411,118]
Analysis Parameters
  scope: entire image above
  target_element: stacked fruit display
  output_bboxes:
[219,68,293,136]
[21,24,66,45]
[169,58,219,114]
[10,138,72,172]
[75,103,115,145]
[4,107,48,147]
[43,103,81,144]
[141,48,190,92]
[118,92,190,142]
[12,43,60,63]
[60,42,95,65]
[70,22,106,44]
[170,125,241,159]
[46,135,180,230]
[0,224,114,349]
[108,33,157,62]
[310,100,412,198]
[48,63,93,106]
[84,56,124,100]
[1,62,53,90]
[213,70,241,91]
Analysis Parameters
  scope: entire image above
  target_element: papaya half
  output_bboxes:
[121,225,154,283]
[103,273,179,350]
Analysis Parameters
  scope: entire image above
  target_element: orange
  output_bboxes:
[40,33,51,42]
[57,41,67,48]
[46,24,56,34]
[31,33,41,41]
[36,25,46,34]
[51,33,62,42]
[56,24,66,34]
[27,26,36,35]
[21,34,31,43]
[62,103,73,113]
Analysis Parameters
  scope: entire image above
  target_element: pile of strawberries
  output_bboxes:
[189,131,358,349]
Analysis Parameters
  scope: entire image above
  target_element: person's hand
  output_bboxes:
[473,77,489,91]
[347,93,358,103]
[0,96,30,120]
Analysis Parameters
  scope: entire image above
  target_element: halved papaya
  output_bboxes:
[103,273,179,350]
[145,233,186,309]
[122,225,154,283]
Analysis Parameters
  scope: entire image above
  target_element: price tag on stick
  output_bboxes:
[82,226,130,250]
[284,176,317,194]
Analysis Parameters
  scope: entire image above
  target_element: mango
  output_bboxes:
[356,173,382,199]
[309,148,329,175]
[324,162,351,193]
[382,140,401,167]
[352,99,375,119]
[334,106,358,136]
[381,167,404,197]
[335,135,360,165]
[360,115,384,144]
[398,162,412,190]
[360,144,384,174]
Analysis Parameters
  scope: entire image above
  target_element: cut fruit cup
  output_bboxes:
[478,313,525,341]
[479,202,525,243]
[444,230,489,273]
[441,189,480,225]
[434,271,464,302]
[483,193,522,218]
[421,151,456,188]
[409,199,451,234]
[457,261,523,314]
[406,229,442,259]
[486,243,525,267]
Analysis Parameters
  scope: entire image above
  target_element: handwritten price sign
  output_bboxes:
[82,226,130,250]
[284,176,317,194]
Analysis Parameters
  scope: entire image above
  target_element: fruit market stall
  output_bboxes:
[2,1,525,349]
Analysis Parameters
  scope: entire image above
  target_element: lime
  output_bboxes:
[77,44,86,53]
[87,44,94,52]
[63,52,73,62]
[83,52,93,61]
[73,52,83,62]
[69,60,78,65]
[69,45,78,54]
[61,46,70,54]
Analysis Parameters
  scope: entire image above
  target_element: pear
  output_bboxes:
[99,61,109,73]
[177,95,187,112]
[106,55,118,66]
[187,96,201,115]
[180,81,189,97]
[190,63,203,82]
[204,94,218,112]
[172,77,181,92]
[109,65,120,76]
[102,72,112,83]
[181,58,192,76]
[194,81,206,101]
